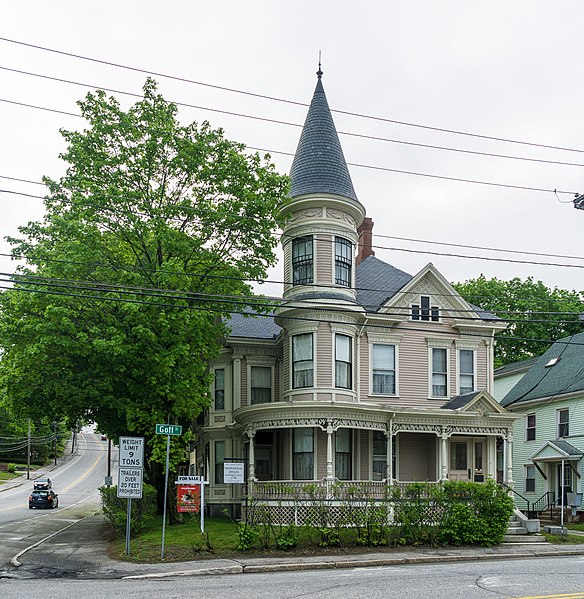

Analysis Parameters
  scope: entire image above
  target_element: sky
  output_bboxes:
[1,1,583,298]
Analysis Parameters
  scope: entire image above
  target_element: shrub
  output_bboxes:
[99,483,157,536]
[7,463,16,473]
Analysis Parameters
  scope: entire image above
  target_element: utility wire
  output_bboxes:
[2,36,584,155]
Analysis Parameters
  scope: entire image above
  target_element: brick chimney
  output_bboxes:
[356,217,375,266]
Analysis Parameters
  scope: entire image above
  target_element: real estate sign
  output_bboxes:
[176,484,200,513]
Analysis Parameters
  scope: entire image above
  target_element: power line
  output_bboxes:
[2,36,584,155]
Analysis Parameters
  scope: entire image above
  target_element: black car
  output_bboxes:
[29,490,59,509]
[33,477,52,490]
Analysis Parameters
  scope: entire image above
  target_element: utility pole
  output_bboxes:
[27,418,31,480]
[53,422,57,466]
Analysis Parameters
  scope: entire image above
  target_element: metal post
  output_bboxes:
[125,498,132,555]
[53,422,57,466]
[561,459,565,535]
[107,439,112,478]
[200,480,205,534]
[27,418,31,480]
[161,433,171,559]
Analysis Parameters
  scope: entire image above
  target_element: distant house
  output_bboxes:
[493,357,539,402]
[192,69,519,517]
[500,331,584,516]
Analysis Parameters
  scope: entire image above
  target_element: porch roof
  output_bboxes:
[529,439,584,463]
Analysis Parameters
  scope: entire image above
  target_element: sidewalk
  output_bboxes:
[12,510,584,580]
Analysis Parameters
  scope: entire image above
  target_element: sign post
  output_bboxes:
[175,475,208,533]
[156,423,182,559]
[117,437,144,555]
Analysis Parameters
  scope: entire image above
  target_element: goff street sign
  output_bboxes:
[155,424,182,436]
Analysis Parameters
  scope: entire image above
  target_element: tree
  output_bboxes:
[453,275,584,367]
[0,79,289,499]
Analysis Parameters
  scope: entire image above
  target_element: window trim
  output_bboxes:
[213,367,226,411]
[292,427,315,480]
[430,346,449,398]
[335,333,353,390]
[557,408,570,438]
[292,236,314,285]
[457,348,476,395]
[411,295,440,322]
[525,464,536,493]
[334,236,352,287]
[292,332,314,389]
[249,364,273,405]
[371,342,397,396]
[526,413,536,442]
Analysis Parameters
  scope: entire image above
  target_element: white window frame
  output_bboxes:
[457,348,476,395]
[291,235,314,285]
[291,332,314,389]
[427,339,451,399]
[334,236,353,288]
[335,333,353,390]
[411,294,440,322]
[368,334,401,397]
[525,413,536,442]
[557,408,570,438]
[525,464,536,493]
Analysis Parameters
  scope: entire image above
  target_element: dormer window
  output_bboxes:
[412,295,439,321]
[292,236,313,285]
[335,237,352,287]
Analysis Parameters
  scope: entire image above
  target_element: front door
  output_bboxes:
[449,438,486,482]
[556,462,572,505]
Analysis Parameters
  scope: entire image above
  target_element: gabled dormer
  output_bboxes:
[280,67,365,305]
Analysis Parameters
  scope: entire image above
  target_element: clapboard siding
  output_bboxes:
[317,322,333,387]
[316,234,333,285]
[398,433,438,481]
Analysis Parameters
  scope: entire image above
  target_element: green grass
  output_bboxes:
[568,523,584,532]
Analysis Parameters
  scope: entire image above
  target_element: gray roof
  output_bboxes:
[441,391,482,410]
[549,439,584,458]
[501,331,584,407]
[225,311,280,340]
[356,255,413,310]
[494,356,540,378]
[289,73,358,201]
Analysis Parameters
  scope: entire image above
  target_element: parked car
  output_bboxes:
[29,490,59,509]
[33,477,52,490]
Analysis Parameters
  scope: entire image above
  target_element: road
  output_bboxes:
[0,432,114,572]
[1,555,584,598]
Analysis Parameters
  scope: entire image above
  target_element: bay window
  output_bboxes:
[250,366,272,404]
[335,237,352,287]
[335,334,352,389]
[292,236,313,285]
[292,333,313,388]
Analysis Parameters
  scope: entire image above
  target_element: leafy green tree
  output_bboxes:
[453,275,584,366]
[0,79,288,498]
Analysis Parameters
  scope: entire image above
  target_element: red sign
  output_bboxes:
[177,484,200,513]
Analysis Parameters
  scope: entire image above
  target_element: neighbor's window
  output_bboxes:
[372,344,396,395]
[335,237,352,287]
[335,429,352,480]
[292,333,314,388]
[292,236,313,285]
[432,348,448,397]
[558,409,569,437]
[214,368,225,410]
[526,413,536,441]
[525,465,536,492]
[292,428,314,480]
[459,349,475,394]
[250,366,271,404]
[335,334,352,389]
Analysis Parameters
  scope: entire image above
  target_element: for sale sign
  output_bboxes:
[177,484,200,513]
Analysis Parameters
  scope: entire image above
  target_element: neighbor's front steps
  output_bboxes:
[502,513,547,544]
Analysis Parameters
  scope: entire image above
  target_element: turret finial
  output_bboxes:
[317,50,323,79]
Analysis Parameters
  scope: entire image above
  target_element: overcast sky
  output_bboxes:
[1,1,583,298]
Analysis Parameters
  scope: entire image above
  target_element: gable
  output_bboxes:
[442,390,508,415]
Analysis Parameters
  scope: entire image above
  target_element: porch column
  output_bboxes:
[326,421,334,480]
[506,431,514,487]
[248,429,256,481]
[440,430,449,481]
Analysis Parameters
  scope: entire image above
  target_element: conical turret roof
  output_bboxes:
[289,70,358,201]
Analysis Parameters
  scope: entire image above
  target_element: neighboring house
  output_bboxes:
[193,69,519,517]
[500,331,584,516]
[493,357,539,402]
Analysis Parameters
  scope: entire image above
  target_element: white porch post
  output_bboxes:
[440,430,448,481]
[248,430,256,481]
[506,432,514,488]
[326,421,334,480]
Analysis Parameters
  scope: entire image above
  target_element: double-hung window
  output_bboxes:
[335,237,352,287]
[215,440,225,484]
[558,409,569,437]
[526,414,536,441]
[335,334,352,389]
[250,366,272,404]
[432,348,448,397]
[525,465,536,492]
[412,295,439,321]
[292,333,313,388]
[372,344,396,395]
[292,428,314,480]
[214,368,225,410]
[335,429,352,480]
[292,236,313,285]
[458,349,475,394]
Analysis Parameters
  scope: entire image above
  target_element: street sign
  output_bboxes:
[155,424,182,436]
[117,468,143,498]
[119,436,145,468]
[224,462,245,484]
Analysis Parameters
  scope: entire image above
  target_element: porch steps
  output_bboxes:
[501,514,547,544]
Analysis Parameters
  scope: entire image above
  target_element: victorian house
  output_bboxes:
[193,69,519,517]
